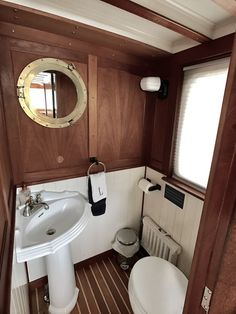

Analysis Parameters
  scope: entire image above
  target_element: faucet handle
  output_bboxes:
[35,193,42,203]
[25,195,33,204]
[23,196,34,217]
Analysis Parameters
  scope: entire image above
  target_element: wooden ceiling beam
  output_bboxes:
[100,0,211,43]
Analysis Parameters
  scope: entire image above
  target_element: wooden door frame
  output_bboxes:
[183,33,236,313]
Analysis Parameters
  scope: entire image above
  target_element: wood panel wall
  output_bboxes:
[0,54,15,313]
[210,205,236,313]
[147,33,234,175]
[0,33,147,186]
[183,33,236,313]
[97,66,146,169]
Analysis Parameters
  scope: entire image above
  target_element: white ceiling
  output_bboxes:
[4,0,236,53]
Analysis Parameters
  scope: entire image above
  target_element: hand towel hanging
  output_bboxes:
[87,161,107,216]
[89,172,107,202]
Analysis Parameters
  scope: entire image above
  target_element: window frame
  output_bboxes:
[168,55,230,200]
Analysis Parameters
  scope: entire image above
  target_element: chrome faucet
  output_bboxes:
[23,193,49,217]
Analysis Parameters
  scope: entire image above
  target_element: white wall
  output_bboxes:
[23,167,145,281]
[143,167,203,277]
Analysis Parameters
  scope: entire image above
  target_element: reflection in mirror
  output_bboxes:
[29,71,77,119]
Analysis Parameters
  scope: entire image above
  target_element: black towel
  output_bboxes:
[88,177,106,216]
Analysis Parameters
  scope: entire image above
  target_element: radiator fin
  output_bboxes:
[141,216,181,265]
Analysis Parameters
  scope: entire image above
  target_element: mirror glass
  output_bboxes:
[29,71,77,119]
[17,58,87,128]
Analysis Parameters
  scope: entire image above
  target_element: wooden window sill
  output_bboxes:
[162,176,205,201]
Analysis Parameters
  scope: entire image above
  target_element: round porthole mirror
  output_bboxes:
[17,58,87,128]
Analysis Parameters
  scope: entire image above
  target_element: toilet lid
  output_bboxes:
[129,257,188,314]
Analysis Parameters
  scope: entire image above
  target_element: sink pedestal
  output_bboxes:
[45,245,79,314]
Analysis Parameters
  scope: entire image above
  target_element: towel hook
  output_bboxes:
[87,158,106,176]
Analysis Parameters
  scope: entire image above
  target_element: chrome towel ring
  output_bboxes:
[87,161,106,176]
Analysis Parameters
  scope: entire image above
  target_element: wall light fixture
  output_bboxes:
[140,77,168,99]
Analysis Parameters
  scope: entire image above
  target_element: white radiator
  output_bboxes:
[141,216,181,265]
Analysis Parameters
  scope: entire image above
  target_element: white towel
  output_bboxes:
[89,172,107,202]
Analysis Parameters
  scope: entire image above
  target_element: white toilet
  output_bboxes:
[128,256,188,314]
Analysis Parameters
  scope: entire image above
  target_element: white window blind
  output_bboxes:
[173,58,229,189]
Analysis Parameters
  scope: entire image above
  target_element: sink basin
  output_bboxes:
[15,190,91,263]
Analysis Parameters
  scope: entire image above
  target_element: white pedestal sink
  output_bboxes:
[46,245,79,314]
[15,191,91,314]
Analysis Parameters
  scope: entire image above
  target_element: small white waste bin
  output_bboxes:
[112,228,140,270]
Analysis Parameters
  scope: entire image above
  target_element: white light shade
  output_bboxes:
[140,77,161,92]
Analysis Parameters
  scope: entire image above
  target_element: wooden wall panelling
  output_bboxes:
[0,66,12,253]
[9,37,87,64]
[0,1,169,60]
[0,76,14,219]
[142,93,156,164]
[10,48,89,184]
[149,94,172,172]
[145,61,172,173]
[88,55,98,158]
[183,33,236,313]
[171,33,234,66]
[1,33,150,185]
[208,147,236,313]
[97,55,149,80]
[0,47,15,313]
[161,65,183,175]
[207,150,236,291]
[0,36,24,184]
[210,203,236,313]
[148,33,234,175]
[97,66,146,169]
[0,21,152,76]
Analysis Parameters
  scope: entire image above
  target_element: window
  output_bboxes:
[174,58,229,190]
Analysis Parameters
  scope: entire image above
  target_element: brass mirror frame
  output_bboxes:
[17,58,87,128]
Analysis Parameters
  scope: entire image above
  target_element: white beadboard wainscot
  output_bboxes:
[10,246,30,314]
[143,167,203,277]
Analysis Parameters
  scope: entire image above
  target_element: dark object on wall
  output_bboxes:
[149,184,162,191]
[89,156,99,165]
[158,79,168,99]
[164,184,185,209]
[146,178,161,191]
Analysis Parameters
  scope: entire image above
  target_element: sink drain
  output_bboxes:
[46,228,56,236]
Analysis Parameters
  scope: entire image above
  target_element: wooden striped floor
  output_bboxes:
[31,255,133,314]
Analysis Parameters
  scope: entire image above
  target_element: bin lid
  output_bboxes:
[117,228,137,245]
